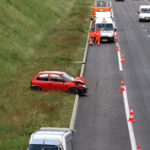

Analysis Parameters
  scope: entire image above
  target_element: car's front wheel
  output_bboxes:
[32,86,42,91]
[69,87,79,94]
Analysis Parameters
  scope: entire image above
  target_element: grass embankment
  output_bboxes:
[0,0,93,149]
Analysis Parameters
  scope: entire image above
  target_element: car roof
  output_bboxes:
[140,5,150,8]
[38,71,66,74]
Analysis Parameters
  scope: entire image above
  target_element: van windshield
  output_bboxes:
[26,145,58,150]
[140,8,150,13]
[96,23,113,31]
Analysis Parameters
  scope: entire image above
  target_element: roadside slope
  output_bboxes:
[0,0,93,149]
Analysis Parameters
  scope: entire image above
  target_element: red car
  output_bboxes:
[30,71,88,95]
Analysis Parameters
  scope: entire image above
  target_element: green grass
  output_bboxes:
[0,0,93,149]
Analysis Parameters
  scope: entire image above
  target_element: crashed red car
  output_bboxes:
[30,71,88,95]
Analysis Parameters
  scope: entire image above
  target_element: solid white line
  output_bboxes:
[123,86,137,150]
[110,1,112,7]
[117,50,123,71]
[145,0,150,4]
[111,9,114,19]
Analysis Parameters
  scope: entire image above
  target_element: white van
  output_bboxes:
[138,5,150,22]
[94,18,116,43]
[25,127,73,150]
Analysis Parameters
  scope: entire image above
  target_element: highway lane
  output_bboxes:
[73,0,150,149]
[112,0,150,149]
[73,42,131,149]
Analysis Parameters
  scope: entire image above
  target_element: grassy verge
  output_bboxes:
[0,0,93,149]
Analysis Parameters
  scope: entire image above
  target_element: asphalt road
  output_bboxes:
[73,0,150,149]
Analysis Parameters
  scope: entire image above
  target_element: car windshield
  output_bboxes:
[96,23,113,31]
[140,8,150,13]
[26,145,58,150]
[60,73,74,81]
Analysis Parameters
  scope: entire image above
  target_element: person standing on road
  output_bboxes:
[95,28,101,45]
[89,29,95,46]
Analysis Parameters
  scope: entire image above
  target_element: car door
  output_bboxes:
[50,74,68,91]
[36,74,51,91]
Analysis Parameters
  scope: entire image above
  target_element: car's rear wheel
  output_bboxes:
[69,87,79,94]
[32,86,42,91]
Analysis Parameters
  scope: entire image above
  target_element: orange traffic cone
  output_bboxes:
[116,43,119,52]
[128,106,135,122]
[121,53,125,63]
[115,32,118,41]
[138,145,141,150]
[119,78,125,91]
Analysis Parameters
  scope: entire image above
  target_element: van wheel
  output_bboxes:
[69,87,79,94]
[32,86,42,91]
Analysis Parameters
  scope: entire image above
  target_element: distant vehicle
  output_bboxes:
[91,6,112,20]
[115,0,124,2]
[30,71,88,95]
[138,5,150,22]
[25,127,73,150]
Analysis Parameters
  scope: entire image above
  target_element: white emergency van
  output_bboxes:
[25,127,73,150]
[94,18,116,43]
[138,5,150,22]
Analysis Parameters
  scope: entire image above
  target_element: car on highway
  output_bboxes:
[30,71,88,95]
[115,0,124,2]
[138,5,150,22]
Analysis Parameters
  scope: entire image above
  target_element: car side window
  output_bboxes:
[50,74,65,82]
[37,74,49,81]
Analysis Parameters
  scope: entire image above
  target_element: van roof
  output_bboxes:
[95,12,112,18]
[140,5,150,9]
[95,18,113,24]
[30,139,61,145]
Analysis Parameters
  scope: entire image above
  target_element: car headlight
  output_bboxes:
[108,34,113,37]
[82,85,86,88]
[139,16,143,18]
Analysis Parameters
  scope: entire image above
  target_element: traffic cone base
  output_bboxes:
[128,111,136,122]
[121,59,125,63]
[119,87,125,91]
[138,145,141,150]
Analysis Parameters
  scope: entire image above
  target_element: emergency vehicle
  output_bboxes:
[93,18,116,43]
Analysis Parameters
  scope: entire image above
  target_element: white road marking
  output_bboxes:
[110,1,112,7]
[111,8,114,18]
[117,49,123,71]
[148,35,150,37]
[145,29,147,32]
[123,86,137,150]
[142,25,144,27]
[145,0,150,4]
